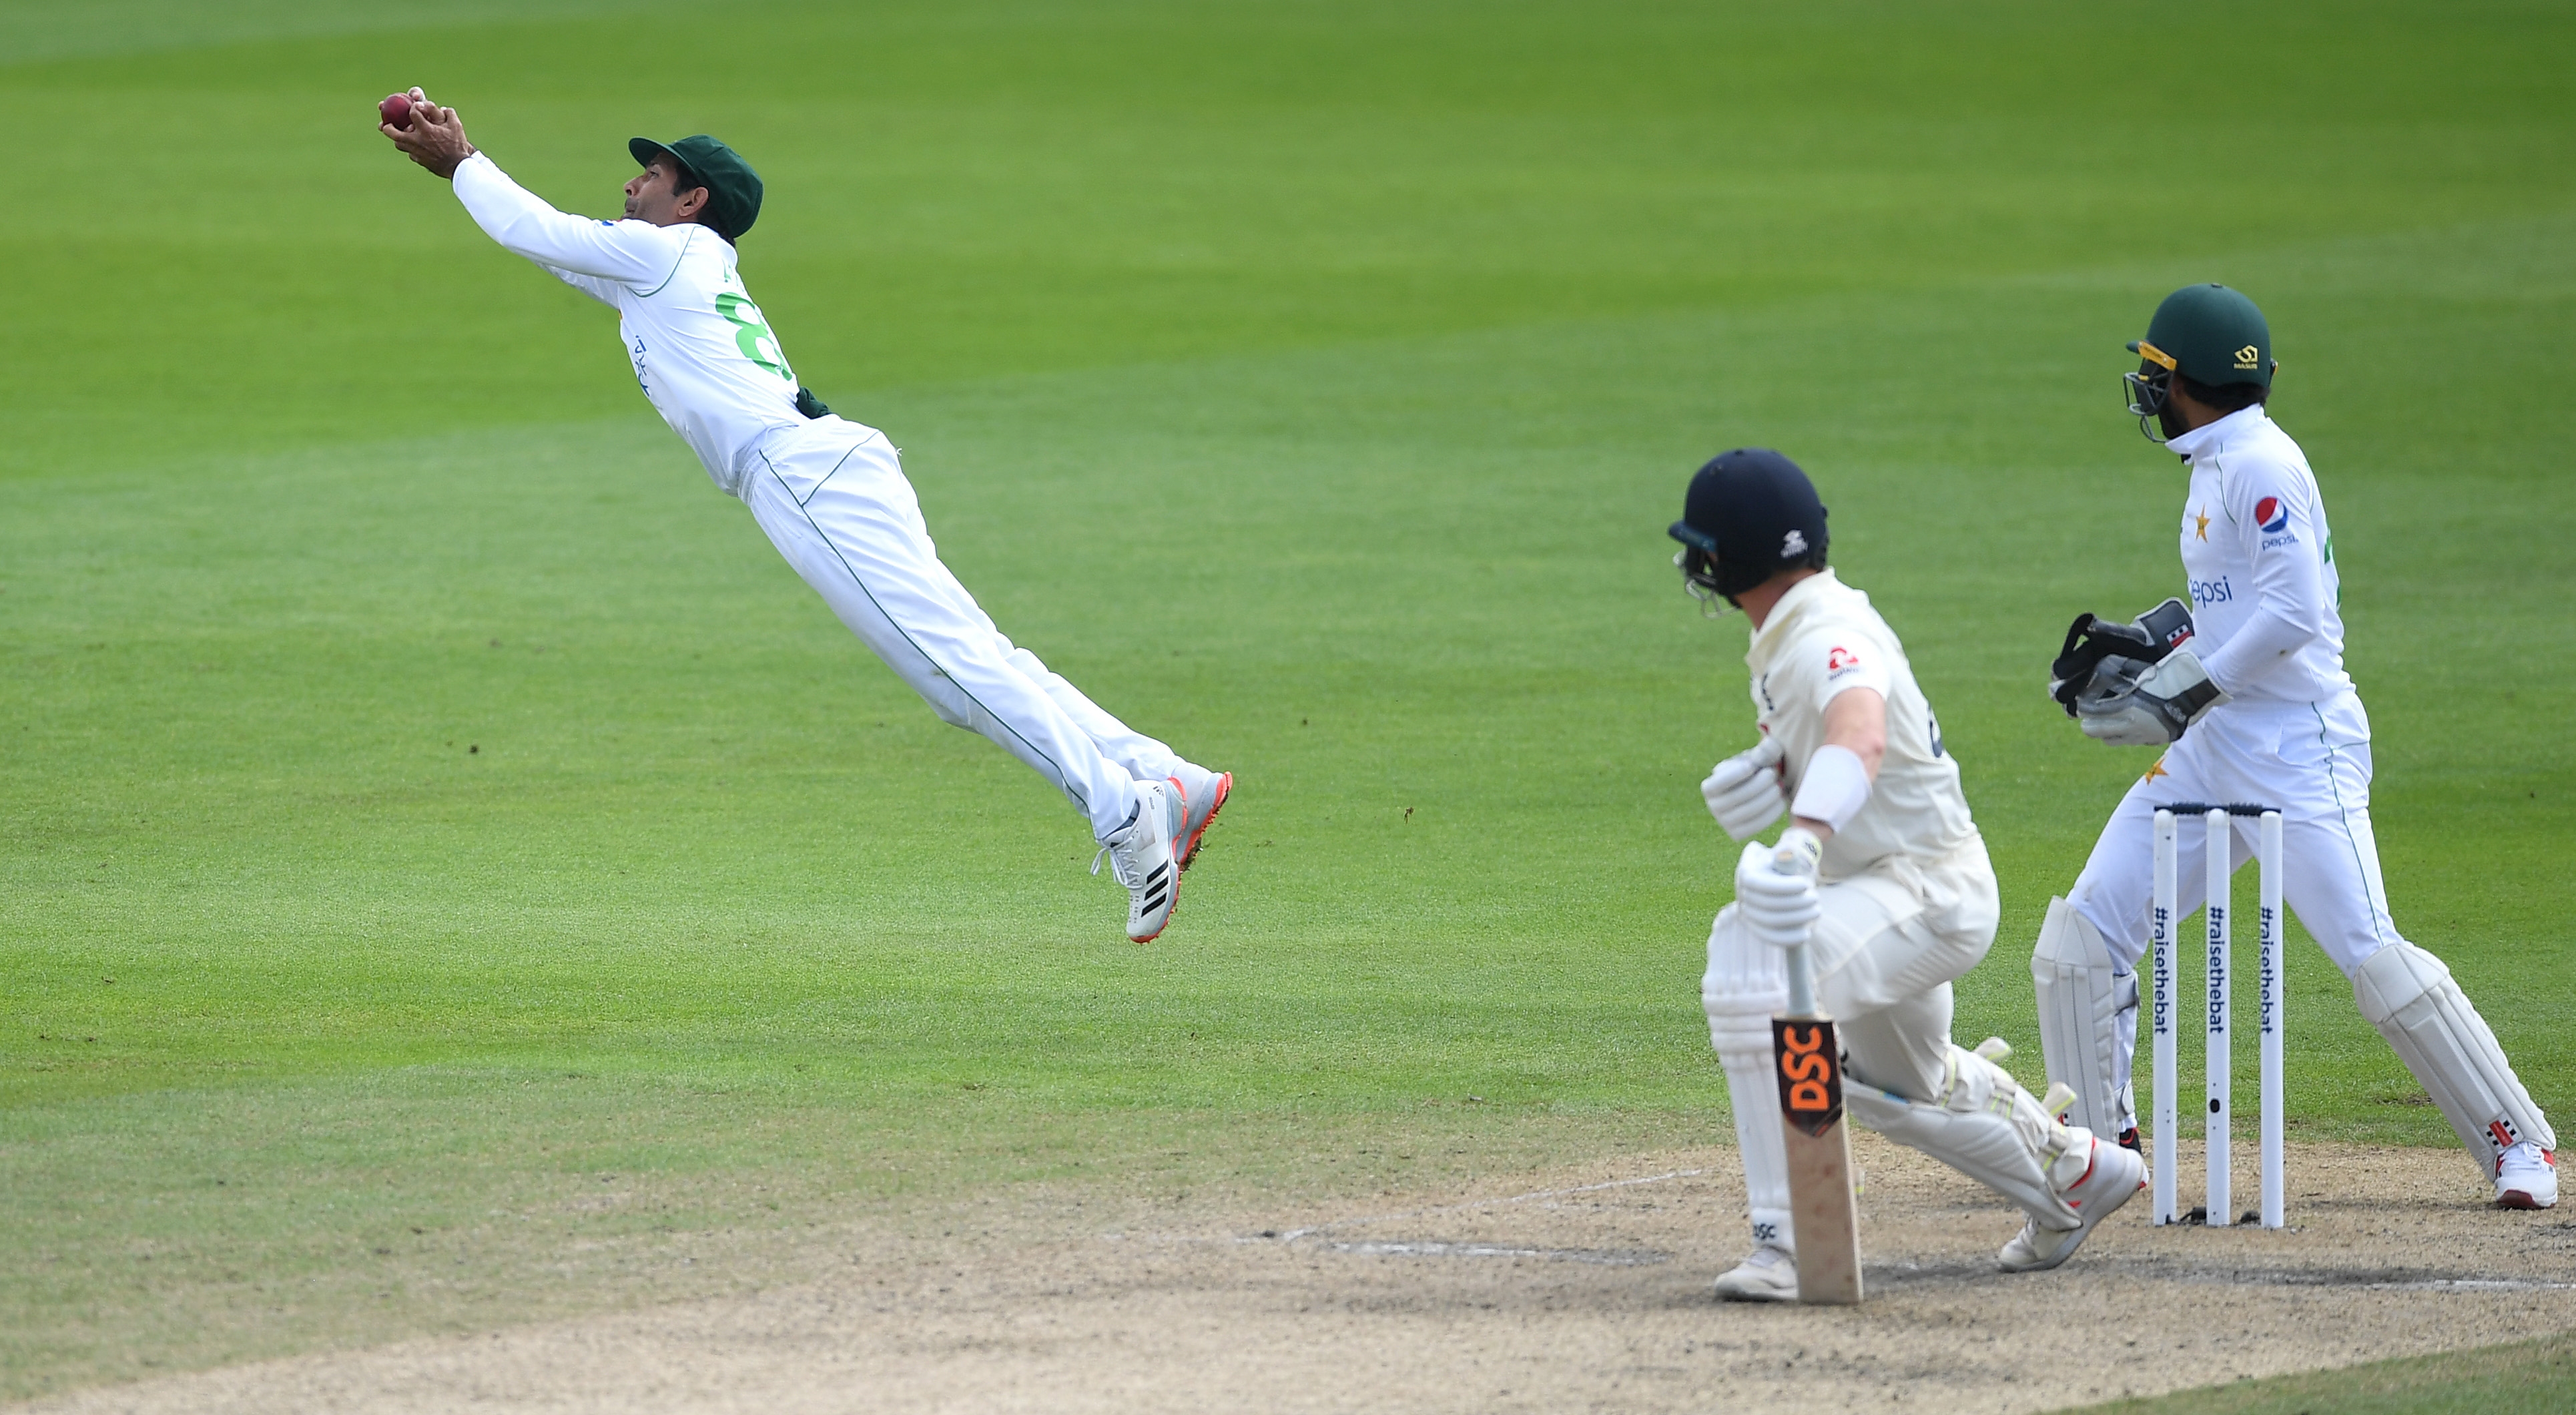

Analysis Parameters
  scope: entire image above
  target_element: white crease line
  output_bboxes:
[1325,1240,1672,1267]
[1101,1167,1712,1249]
[1267,1167,1711,1243]
[2362,1278,2576,1293]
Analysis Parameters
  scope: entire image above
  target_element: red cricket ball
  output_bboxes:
[380,92,414,130]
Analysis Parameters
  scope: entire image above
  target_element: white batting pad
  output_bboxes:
[1843,1044,2085,1231]
[1704,907,1795,1250]
[2029,896,2138,1139]
[2353,942,2556,1173]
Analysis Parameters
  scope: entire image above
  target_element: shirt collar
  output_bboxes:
[2165,402,2270,462]
[1746,568,1841,659]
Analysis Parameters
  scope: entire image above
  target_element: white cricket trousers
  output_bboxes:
[2054,691,2553,1175]
[2067,693,2400,978]
[1702,838,2000,1250]
[738,417,1181,842]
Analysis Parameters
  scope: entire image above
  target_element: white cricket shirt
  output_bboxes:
[1742,570,1980,887]
[452,153,805,497]
[2164,405,2354,705]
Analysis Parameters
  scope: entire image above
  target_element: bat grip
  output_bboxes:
[1785,942,1817,1017]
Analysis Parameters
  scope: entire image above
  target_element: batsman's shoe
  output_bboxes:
[1998,1134,2145,1274]
[1710,1244,1800,1303]
[1173,765,1232,871]
[1094,777,1185,943]
[2113,1127,2150,1191]
[2029,1080,2150,1193]
[2496,1143,2557,1209]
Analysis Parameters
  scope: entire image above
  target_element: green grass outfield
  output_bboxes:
[2057,1330,2576,1415]
[4,0,2572,1398]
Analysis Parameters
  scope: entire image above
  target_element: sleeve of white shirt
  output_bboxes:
[1803,629,1893,710]
[539,264,621,307]
[2199,452,2328,693]
[450,152,688,290]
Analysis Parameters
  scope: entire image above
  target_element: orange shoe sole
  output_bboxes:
[1179,771,1231,871]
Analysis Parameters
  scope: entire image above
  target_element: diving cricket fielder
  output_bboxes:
[380,92,1228,943]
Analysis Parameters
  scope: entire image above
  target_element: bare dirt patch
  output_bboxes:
[18,1139,2575,1415]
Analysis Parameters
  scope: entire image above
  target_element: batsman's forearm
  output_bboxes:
[1789,741,1873,839]
[1817,688,1887,778]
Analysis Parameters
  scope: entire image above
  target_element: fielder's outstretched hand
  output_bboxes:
[382,87,477,180]
[1702,736,1787,840]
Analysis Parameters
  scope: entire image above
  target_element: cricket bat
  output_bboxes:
[1774,952,1863,1304]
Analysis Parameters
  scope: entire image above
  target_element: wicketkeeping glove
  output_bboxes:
[2049,598,2195,717]
[1702,736,1788,840]
[2075,649,2229,746]
[1733,828,1823,950]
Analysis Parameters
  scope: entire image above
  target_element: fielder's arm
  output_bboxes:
[380,89,675,289]
[450,157,682,288]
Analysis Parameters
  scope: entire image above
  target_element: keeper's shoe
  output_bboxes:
[2496,1143,2558,1209]
[1711,1244,1800,1302]
[1095,777,1185,943]
[1173,765,1232,870]
[1999,1133,2145,1274]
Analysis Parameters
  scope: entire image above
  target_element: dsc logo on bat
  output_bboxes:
[1773,1018,1846,1137]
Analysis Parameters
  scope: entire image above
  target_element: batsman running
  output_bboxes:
[2033,284,2555,1207]
[1678,450,2142,1303]
[379,91,1229,942]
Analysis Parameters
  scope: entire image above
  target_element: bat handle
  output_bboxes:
[1785,941,1817,1017]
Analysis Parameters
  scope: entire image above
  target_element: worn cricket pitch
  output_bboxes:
[19,1138,2571,1415]
[10,3,2575,1412]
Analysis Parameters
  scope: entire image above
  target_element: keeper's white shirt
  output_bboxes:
[452,152,805,497]
[2165,404,2354,705]
[1742,570,1981,894]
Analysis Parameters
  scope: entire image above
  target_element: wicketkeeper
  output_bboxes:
[2034,284,2555,1207]
[1680,450,2142,1302]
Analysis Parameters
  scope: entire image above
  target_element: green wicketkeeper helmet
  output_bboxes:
[2123,283,2277,442]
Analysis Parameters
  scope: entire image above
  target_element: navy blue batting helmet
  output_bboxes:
[1668,449,1830,602]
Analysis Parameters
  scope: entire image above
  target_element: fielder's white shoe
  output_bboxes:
[1171,764,1232,870]
[1094,777,1185,943]
[1711,1243,1801,1302]
[2496,1143,2557,1209]
[1999,1133,2145,1274]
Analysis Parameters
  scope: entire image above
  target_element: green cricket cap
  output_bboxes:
[2128,282,2274,388]
[628,134,762,242]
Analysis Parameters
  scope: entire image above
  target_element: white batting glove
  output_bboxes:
[1733,828,1823,950]
[1701,736,1787,840]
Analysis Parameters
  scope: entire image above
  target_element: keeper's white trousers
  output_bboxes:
[739,417,1180,842]
[2053,691,2553,1172]
[2067,693,2398,979]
